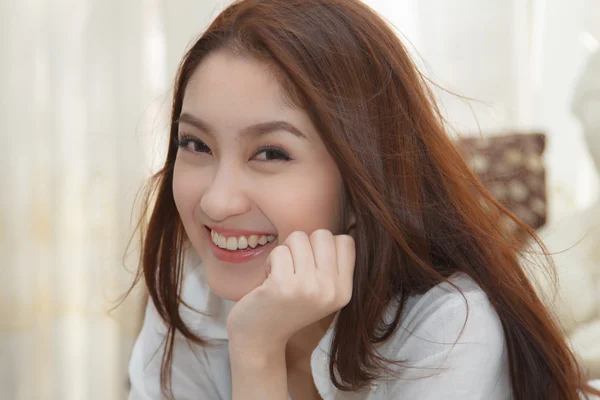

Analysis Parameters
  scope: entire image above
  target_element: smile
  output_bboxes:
[210,229,276,251]
[206,226,277,264]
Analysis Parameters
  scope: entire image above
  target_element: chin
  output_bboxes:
[203,263,264,302]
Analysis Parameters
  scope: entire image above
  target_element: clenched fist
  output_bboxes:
[226,229,356,356]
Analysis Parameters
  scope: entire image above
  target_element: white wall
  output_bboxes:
[530,0,600,219]
[366,0,600,222]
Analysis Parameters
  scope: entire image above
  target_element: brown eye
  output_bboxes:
[175,136,212,154]
[253,147,292,161]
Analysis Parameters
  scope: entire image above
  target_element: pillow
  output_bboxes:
[455,133,548,231]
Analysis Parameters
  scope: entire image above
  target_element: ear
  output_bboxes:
[346,209,357,236]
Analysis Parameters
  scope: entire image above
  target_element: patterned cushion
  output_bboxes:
[455,133,548,231]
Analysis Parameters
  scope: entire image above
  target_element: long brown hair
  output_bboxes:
[129,0,600,398]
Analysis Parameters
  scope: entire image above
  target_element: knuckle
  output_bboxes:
[266,245,291,268]
[310,230,334,256]
[310,229,332,243]
[337,236,357,264]
[339,287,353,306]
[285,230,308,247]
[336,234,355,249]
[269,244,290,259]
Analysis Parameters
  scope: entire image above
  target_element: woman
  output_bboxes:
[127,0,600,399]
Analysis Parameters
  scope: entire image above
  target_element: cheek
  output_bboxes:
[172,161,206,223]
[263,169,344,237]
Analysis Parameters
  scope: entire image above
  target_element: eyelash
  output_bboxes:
[174,135,211,154]
[174,135,293,162]
[255,146,293,161]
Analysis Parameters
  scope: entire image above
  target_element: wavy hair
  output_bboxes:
[127,1,600,398]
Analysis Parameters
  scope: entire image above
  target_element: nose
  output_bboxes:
[199,163,252,222]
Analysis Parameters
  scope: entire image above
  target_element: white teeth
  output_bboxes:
[210,229,275,251]
[226,237,238,251]
[248,235,259,248]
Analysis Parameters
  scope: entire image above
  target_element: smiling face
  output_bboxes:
[173,49,349,301]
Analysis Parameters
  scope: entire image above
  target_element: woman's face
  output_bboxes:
[173,50,348,301]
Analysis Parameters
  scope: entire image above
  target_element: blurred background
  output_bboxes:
[1,0,600,399]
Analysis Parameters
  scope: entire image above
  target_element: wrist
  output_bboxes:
[230,350,286,374]
[229,339,287,367]
[229,340,288,400]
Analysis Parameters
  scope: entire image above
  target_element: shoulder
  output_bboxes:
[402,272,502,333]
[382,272,508,376]
[368,273,511,398]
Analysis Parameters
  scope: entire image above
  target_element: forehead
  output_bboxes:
[182,50,295,120]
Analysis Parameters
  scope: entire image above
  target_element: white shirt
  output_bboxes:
[128,250,512,399]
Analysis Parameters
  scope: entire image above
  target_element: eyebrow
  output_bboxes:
[176,112,308,140]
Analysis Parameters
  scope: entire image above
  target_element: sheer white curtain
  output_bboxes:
[0,0,165,399]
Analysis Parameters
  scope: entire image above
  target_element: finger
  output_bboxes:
[284,231,315,278]
[335,235,356,303]
[309,229,337,278]
[266,245,294,283]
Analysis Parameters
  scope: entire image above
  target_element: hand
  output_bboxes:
[226,229,356,357]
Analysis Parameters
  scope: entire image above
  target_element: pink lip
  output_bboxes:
[205,226,277,264]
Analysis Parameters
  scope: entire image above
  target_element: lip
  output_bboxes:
[205,226,276,264]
